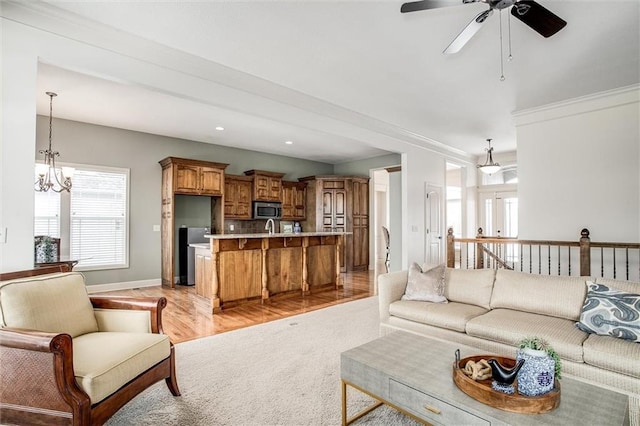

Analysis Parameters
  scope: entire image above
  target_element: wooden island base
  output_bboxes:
[193,232,346,313]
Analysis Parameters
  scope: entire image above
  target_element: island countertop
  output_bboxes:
[204,231,350,240]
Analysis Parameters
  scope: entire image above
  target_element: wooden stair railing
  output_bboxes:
[447,228,640,281]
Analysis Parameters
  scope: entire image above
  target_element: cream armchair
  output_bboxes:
[0,271,180,425]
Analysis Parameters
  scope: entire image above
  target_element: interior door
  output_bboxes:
[479,191,518,237]
[425,184,443,267]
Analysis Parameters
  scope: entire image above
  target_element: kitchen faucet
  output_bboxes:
[265,218,275,235]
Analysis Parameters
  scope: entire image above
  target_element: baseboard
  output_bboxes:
[87,278,161,294]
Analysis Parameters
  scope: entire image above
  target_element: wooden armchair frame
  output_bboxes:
[0,271,180,426]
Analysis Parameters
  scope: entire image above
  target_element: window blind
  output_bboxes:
[70,168,128,268]
[34,174,61,238]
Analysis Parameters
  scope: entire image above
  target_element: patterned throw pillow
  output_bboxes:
[401,263,448,303]
[576,281,640,343]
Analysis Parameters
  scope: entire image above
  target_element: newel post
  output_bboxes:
[446,228,455,268]
[579,228,591,277]
[476,228,485,269]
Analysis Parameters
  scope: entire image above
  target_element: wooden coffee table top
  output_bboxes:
[341,331,629,425]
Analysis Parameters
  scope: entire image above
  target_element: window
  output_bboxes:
[33,164,130,270]
[34,185,60,238]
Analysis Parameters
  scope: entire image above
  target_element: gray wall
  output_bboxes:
[35,116,334,285]
[333,154,401,176]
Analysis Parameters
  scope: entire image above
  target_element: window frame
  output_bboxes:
[34,162,131,272]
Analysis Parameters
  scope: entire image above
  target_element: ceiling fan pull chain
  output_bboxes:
[508,8,513,61]
[499,9,505,81]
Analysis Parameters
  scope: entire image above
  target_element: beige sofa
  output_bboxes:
[378,268,640,414]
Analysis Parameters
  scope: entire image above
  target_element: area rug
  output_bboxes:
[106,297,420,425]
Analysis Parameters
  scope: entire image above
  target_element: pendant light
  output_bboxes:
[477,138,501,175]
[35,92,74,192]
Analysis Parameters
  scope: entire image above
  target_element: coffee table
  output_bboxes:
[341,331,630,425]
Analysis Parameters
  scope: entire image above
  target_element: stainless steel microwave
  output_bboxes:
[253,201,282,219]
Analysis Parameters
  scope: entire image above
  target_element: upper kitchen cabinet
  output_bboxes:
[244,170,284,202]
[282,181,307,221]
[161,157,228,196]
[224,175,253,220]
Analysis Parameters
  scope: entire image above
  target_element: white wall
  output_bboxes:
[1,21,39,272]
[515,86,640,242]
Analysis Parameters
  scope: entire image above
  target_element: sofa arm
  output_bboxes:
[377,270,408,322]
[90,296,167,334]
[0,328,91,423]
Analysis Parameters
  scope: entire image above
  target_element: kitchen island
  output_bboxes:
[193,232,349,313]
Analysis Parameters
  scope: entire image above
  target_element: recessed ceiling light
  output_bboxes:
[215,126,224,131]
[285,140,293,145]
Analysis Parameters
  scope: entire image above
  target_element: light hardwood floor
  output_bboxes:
[99,270,376,343]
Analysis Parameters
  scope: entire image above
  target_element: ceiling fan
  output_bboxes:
[401,0,567,54]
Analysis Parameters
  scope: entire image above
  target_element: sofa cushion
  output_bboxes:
[389,300,488,333]
[444,268,495,309]
[402,263,447,303]
[490,269,588,321]
[595,277,640,294]
[582,334,640,379]
[73,331,171,403]
[0,272,98,338]
[577,281,640,343]
[466,309,589,363]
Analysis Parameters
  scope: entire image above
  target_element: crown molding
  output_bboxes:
[2,0,474,162]
[513,84,640,127]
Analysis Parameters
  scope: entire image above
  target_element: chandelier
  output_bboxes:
[477,138,501,175]
[35,92,74,192]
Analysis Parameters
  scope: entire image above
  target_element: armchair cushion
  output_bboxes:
[94,309,152,333]
[0,272,98,338]
[73,332,171,403]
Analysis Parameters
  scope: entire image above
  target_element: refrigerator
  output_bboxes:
[178,227,210,285]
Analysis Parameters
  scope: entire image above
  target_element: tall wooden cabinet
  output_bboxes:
[299,175,369,271]
[159,157,229,287]
[351,177,369,271]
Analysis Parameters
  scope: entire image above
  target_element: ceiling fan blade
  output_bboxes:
[401,0,480,14]
[443,8,493,54]
[511,0,567,38]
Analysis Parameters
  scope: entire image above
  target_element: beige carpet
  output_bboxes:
[106,297,420,425]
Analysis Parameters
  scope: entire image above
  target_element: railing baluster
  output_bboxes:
[537,245,541,274]
[473,243,476,270]
[625,247,629,280]
[557,246,561,276]
[600,247,604,278]
[568,247,571,276]
[548,245,551,275]
[613,248,616,279]
[529,244,532,273]
[520,243,523,272]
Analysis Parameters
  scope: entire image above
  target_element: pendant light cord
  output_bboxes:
[48,93,53,151]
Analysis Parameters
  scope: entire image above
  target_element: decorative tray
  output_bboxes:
[452,353,560,414]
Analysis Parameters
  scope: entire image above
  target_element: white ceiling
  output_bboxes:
[36,0,640,162]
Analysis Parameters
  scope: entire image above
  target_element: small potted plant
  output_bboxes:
[516,337,561,396]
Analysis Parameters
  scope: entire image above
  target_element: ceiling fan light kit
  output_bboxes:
[401,0,567,79]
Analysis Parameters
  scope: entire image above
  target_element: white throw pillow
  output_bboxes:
[401,263,448,303]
